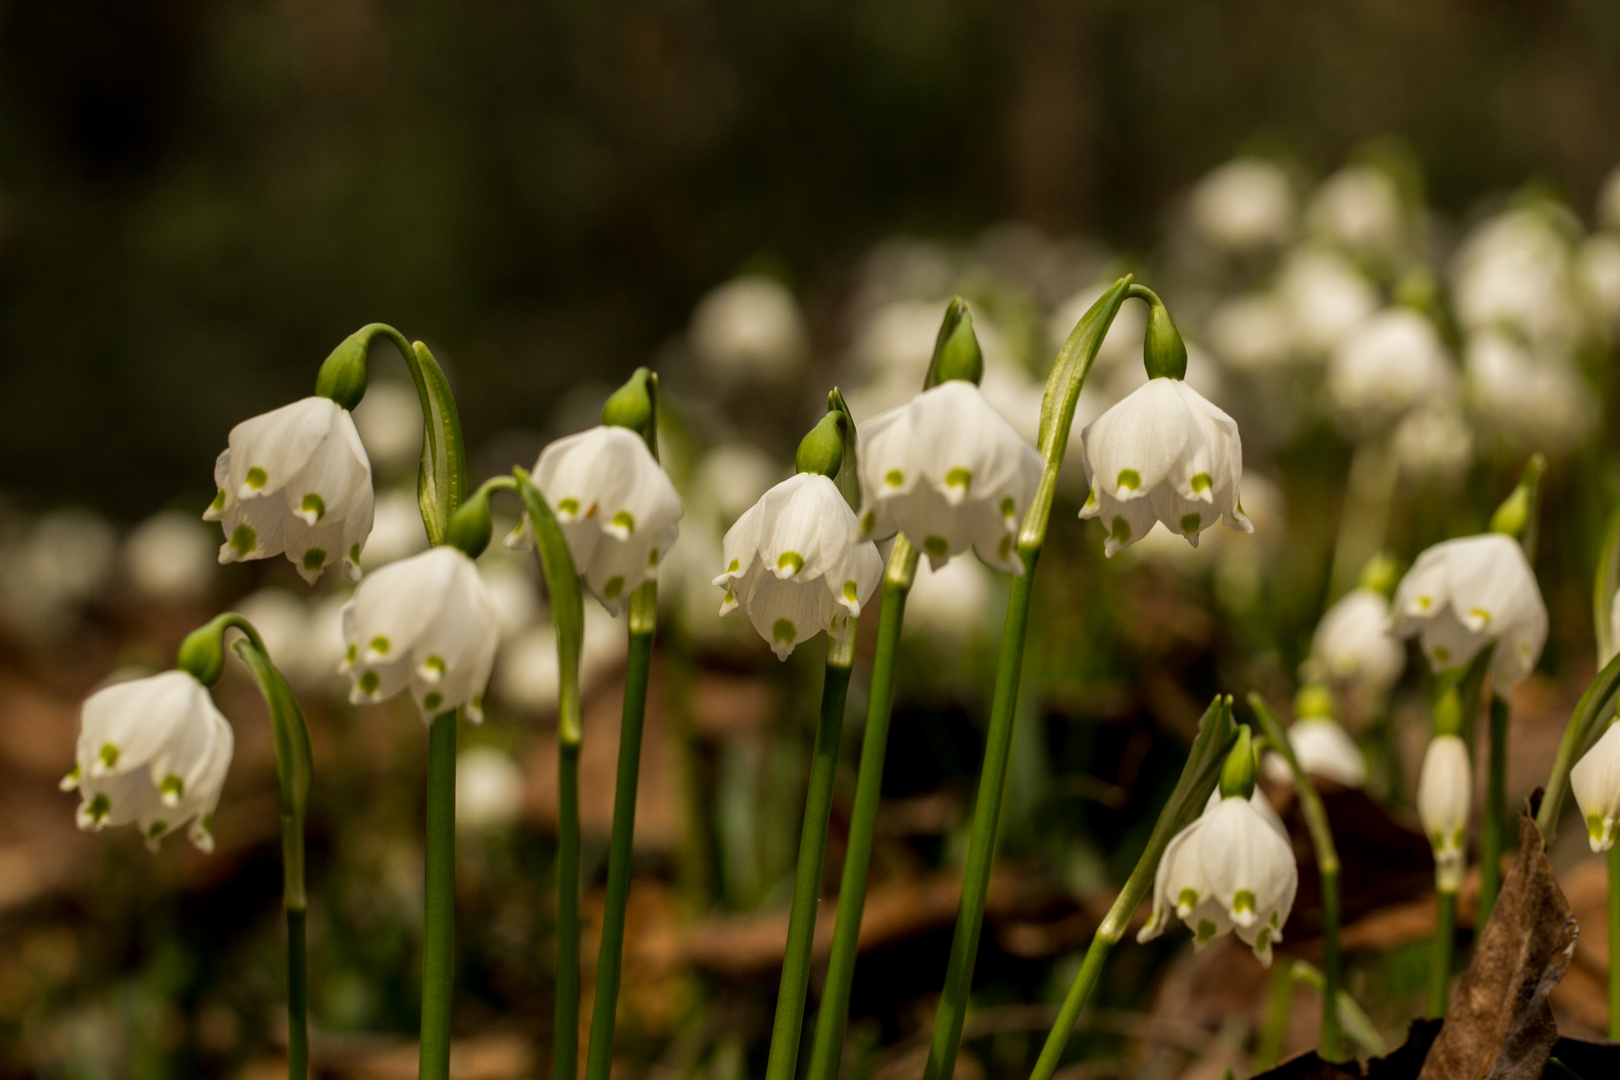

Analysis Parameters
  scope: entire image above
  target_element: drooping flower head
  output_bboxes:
[509,426,683,614]
[857,380,1041,575]
[62,670,234,853]
[1572,721,1620,853]
[1261,686,1366,790]
[1079,379,1252,556]
[340,546,499,722]
[205,397,374,584]
[1391,533,1547,689]
[1310,586,1405,699]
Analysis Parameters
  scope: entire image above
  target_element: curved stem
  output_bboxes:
[763,646,855,1080]
[806,541,918,1080]
[1248,694,1342,1061]
[419,711,458,1080]
[1429,890,1457,1018]
[584,584,657,1080]
[229,637,312,1080]
[1480,693,1509,928]
[923,552,1038,1080]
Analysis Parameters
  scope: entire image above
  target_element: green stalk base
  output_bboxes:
[556,742,582,1080]
[763,660,853,1080]
[1428,890,1457,1018]
[287,907,308,1080]
[420,712,458,1080]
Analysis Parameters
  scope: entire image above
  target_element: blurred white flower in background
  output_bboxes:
[1310,587,1405,699]
[0,507,118,637]
[1597,164,1620,232]
[231,588,350,694]
[1327,308,1453,435]
[1262,716,1366,789]
[1278,249,1380,358]
[693,445,780,527]
[1450,207,1583,349]
[123,510,217,603]
[1463,330,1595,455]
[360,488,430,571]
[1305,164,1407,263]
[902,549,994,642]
[492,604,627,712]
[455,746,526,831]
[1577,233,1620,333]
[1187,159,1295,254]
[1392,403,1474,486]
[1207,294,1295,373]
[690,275,809,386]
[351,380,423,476]
[475,549,541,642]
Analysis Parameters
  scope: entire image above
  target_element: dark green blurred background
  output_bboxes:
[4,0,1619,515]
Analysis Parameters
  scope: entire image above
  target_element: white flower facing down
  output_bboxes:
[62,670,234,853]
[1327,309,1454,435]
[205,397,374,584]
[1310,587,1405,698]
[714,473,883,660]
[1261,718,1367,789]
[1079,378,1252,556]
[509,426,683,615]
[1572,722,1620,853]
[1391,534,1548,689]
[857,381,1041,574]
[1138,789,1298,966]
[1417,734,1471,892]
[1188,158,1295,253]
[340,546,499,722]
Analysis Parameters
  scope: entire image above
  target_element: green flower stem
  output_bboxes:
[1428,889,1457,1018]
[225,631,312,1080]
[420,710,458,1080]
[806,538,919,1080]
[1027,697,1234,1080]
[1288,961,1384,1057]
[1610,842,1620,1039]
[763,631,857,1080]
[1255,960,1295,1072]
[1480,693,1509,928]
[1248,694,1342,1061]
[584,583,658,1080]
[924,550,1039,1080]
[556,734,582,1080]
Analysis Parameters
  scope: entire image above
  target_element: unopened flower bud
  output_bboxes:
[1571,721,1620,853]
[601,367,655,441]
[1219,725,1257,799]
[314,327,374,411]
[446,490,494,559]
[1143,297,1188,380]
[795,413,846,478]
[1417,734,1470,892]
[933,307,984,386]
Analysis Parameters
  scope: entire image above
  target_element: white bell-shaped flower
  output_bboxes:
[1571,721,1620,853]
[856,381,1041,574]
[1187,158,1295,254]
[508,426,684,614]
[1138,789,1297,966]
[62,670,234,853]
[1391,533,1547,689]
[1327,309,1454,435]
[339,546,499,722]
[1310,587,1405,698]
[204,397,374,584]
[713,472,883,660]
[1417,733,1471,892]
[1079,378,1252,556]
[1262,717,1367,789]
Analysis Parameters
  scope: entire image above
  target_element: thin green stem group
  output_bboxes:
[584,584,658,1080]
[763,648,855,1080]
[420,711,459,1080]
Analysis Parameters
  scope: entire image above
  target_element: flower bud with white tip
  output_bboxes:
[1078,294,1251,556]
[1139,728,1298,966]
[63,669,234,853]
[204,395,375,584]
[508,371,683,615]
[339,545,499,722]
[715,412,882,660]
[1571,721,1620,853]
[857,310,1041,573]
[1261,686,1366,789]
[1417,729,1471,893]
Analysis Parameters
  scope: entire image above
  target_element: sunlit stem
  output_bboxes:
[584,582,658,1080]
[806,537,920,1080]
[762,626,857,1080]
[1249,693,1342,1061]
[1429,889,1457,1017]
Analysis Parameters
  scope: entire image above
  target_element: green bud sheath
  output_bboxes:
[445,490,494,558]
[1218,725,1257,799]
[796,412,846,478]
[1488,453,1546,544]
[1143,297,1188,380]
[934,310,984,385]
[176,623,227,686]
[602,368,655,436]
[315,327,373,411]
